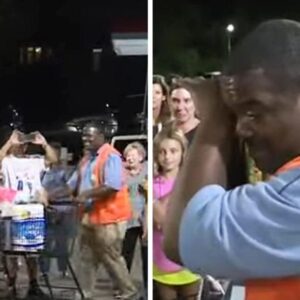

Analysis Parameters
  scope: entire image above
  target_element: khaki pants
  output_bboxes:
[77,221,136,298]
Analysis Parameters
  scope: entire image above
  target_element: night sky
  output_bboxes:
[0,0,147,133]
[3,1,300,134]
[154,0,300,76]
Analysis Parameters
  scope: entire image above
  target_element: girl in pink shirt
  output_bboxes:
[153,125,200,300]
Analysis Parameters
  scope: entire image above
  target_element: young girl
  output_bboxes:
[153,125,200,300]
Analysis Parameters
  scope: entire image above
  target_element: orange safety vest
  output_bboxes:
[80,143,132,225]
[245,156,300,300]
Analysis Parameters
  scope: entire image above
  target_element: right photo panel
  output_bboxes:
[152,1,300,300]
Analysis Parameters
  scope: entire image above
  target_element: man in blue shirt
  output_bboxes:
[68,123,137,300]
[164,19,300,299]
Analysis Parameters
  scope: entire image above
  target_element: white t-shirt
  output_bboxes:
[1,155,46,201]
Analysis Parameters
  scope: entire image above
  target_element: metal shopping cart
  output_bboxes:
[41,201,84,299]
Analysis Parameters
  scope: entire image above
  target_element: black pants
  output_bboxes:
[122,226,148,288]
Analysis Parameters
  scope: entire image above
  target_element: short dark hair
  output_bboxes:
[224,19,300,94]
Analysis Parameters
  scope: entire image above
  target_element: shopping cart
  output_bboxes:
[0,202,84,300]
[41,201,84,299]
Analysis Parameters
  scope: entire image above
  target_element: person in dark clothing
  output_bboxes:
[41,142,75,278]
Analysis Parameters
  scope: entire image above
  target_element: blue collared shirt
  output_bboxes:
[68,153,122,194]
[179,167,300,281]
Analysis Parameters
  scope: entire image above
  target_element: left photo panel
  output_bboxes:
[0,1,148,300]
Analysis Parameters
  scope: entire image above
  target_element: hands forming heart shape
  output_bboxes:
[9,130,47,146]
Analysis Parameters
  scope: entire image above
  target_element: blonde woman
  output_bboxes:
[122,142,148,289]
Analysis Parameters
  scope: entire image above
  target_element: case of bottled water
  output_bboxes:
[11,204,45,251]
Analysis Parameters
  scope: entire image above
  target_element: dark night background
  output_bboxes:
[0,0,147,136]
[154,0,300,76]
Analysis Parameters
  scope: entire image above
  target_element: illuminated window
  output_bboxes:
[19,47,51,64]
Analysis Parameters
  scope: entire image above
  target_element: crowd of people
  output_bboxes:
[0,124,148,300]
[152,39,266,299]
[0,17,299,300]
[159,18,300,300]
[153,75,213,300]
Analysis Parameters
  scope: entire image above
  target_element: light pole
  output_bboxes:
[226,24,235,55]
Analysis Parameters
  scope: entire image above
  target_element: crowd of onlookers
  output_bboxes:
[152,74,226,300]
[0,125,148,300]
